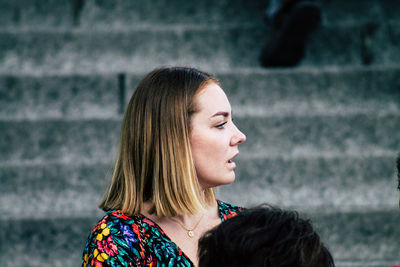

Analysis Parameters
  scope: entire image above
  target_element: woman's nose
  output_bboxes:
[231,126,246,145]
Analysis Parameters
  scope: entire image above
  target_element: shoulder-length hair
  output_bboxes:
[100,67,218,217]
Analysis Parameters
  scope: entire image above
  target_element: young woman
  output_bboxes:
[82,67,246,266]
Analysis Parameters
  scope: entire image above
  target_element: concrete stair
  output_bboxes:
[1,23,400,73]
[0,0,399,266]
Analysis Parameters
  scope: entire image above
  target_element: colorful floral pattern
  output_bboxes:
[82,200,242,266]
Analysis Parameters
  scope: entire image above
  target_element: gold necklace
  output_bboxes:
[169,213,205,238]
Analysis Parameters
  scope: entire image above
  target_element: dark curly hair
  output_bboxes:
[198,205,335,267]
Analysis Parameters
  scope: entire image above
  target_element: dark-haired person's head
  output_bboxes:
[198,205,334,267]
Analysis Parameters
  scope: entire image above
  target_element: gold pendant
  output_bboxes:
[187,230,194,238]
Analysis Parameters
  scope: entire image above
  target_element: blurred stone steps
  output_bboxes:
[1,210,399,267]
[2,0,399,28]
[0,0,399,74]
[222,154,398,210]
[0,162,109,220]
[1,154,397,220]
[220,67,400,116]
[1,66,399,119]
[1,23,399,74]
[0,0,266,28]
[1,113,398,163]
[0,73,121,119]
[314,209,400,265]
[303,22,400,67]
[0,216,95,267]
[238,113,399,154]
[0,26,263,73]
[0,119,120,163]
[0,0,76,28]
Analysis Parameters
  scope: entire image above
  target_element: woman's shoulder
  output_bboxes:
[217,200,244,221]
[83,210,145,266]
[89,210,140,233]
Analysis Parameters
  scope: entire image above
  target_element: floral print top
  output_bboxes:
[82,200,242,267]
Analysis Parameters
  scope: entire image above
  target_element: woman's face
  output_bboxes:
[190,82,246,190]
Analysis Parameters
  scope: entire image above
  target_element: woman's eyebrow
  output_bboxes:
[210,111,230,118]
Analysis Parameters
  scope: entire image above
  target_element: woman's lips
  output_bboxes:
[227,160,236,169]
[229,153,239,162]
[227,153,239,168]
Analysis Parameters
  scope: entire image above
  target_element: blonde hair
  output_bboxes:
[100,67,218,217]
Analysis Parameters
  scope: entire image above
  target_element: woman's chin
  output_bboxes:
[218,174,236,186]
[200,175,235,190]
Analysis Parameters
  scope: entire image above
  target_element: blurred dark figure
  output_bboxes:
[397,154,400,207]
[198,205,335,267]
[260,0,322,67]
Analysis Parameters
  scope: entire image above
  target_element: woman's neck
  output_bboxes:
[141,200,218,225]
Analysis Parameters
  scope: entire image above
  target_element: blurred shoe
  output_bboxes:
[260,1,321,67]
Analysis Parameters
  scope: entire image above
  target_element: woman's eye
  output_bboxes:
[216,122,227,129]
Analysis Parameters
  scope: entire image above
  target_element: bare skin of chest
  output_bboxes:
[142,203,221,265]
